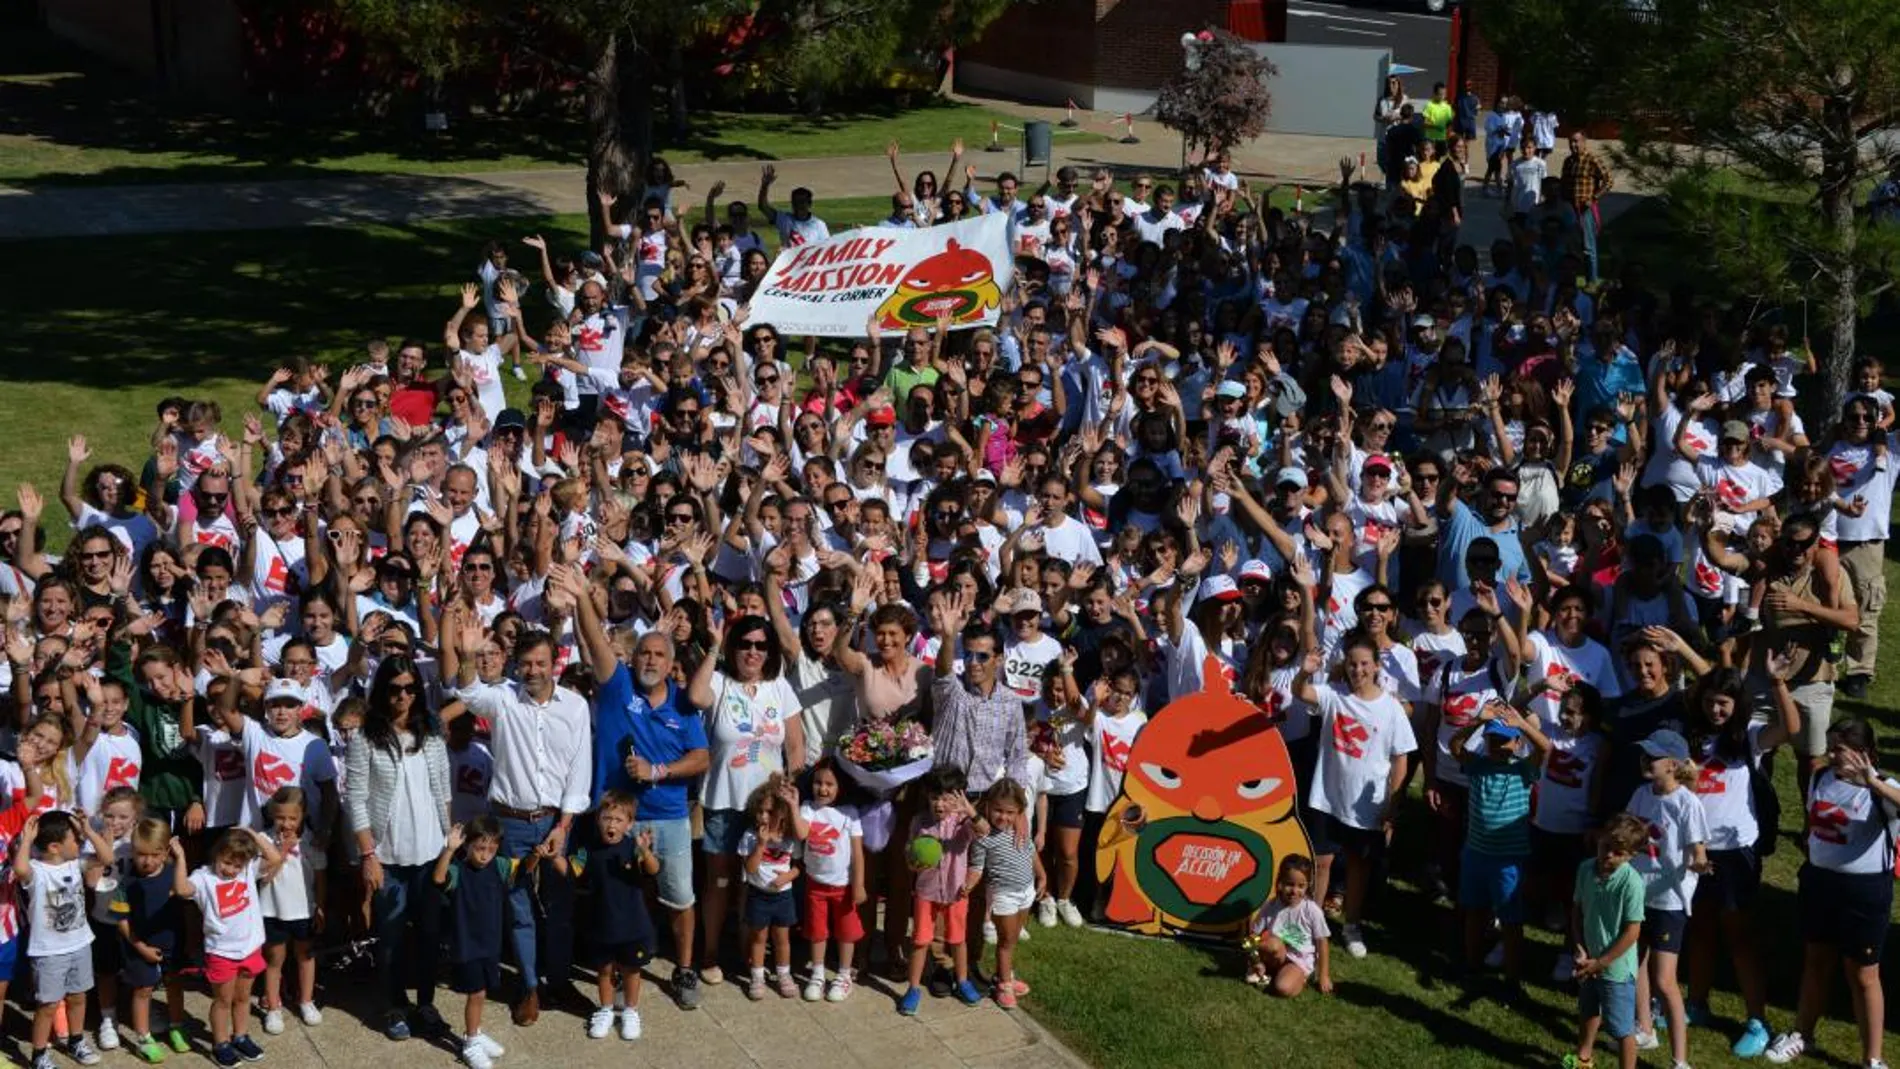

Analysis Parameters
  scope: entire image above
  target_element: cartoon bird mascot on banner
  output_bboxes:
[1096,656,1313,937]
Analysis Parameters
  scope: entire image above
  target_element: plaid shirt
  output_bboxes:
[1562,149,1613,208]
[931,674,1031,793]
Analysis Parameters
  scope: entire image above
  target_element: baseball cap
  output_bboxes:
[1239,559,1273,583]
[1482,718,1522,742]
[1363,454,1394,475]
[264,679,303,706]
[1275,467,1309,490]
[495,408,528,433]
[1638,729,1691,763]
[974,469,998,485]
[999,588,1044,616]
[1411,314,1436,330]
[1201,574,1243,602]
[865,406,897,427]
[1720,420,1751,442]
[1215,380,1247,400]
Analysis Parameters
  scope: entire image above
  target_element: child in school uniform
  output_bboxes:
[181,827,284,1068]
[113,819,189,1061]
[257,787,325,1035]
[555,790,659,1040]
[17,808,115,1069]
[433,817,512,1069]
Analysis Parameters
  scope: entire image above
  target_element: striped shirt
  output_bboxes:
[969,829,1037,896]
[1465,755,1537,858]
[931,675,1031,794]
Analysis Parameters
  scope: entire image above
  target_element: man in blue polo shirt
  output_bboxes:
[1438,468,1533,589]
[566,570,711,1010]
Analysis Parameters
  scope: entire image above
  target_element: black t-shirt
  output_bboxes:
[445,857,509,963]
[119,870,180,950]
[572,827,657,950]
[1597,690,1688,825]
[1386,123,1424,168]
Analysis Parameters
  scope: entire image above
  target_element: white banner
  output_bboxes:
[747,213,1015,337]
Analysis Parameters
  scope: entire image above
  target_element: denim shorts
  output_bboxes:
[1578,975,1636,1039]
[744,887,799,930]
[701,807,748,857]
[637,816,696,910]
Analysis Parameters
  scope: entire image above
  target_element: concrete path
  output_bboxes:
[58,954,1087,1069]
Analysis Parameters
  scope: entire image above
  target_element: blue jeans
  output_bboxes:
[1579,202,1600,281]
[499,813,557,992]
[372,862,440,1011]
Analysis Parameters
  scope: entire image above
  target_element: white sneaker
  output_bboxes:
[262,1008,285,1035]
[825,972,854,1002]
[510,365,527,382]
[96,1022,119,1051]
[462,1038,495,1069]
[1056,899,1084,928]
[1635,1031,1661,1051]
[1673,1062,1693,1069]
[587,1006,615,1039]
[297,1002,322,1027]
[1035,897,1058,928]
[1551,952,1576,984]
[618,1008,641,1041]
[1342,923,1368,959]
[1763,1031,1806,1063]
[470,1033,504,1059]
[1017,924,1030,942]
[982,920,998,944]
[802,976,825,1001]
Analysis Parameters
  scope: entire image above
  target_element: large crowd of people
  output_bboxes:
[0,83,1895,1069]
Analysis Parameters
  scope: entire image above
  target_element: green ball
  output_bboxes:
[909,834,944,868]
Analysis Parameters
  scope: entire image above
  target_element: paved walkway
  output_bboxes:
[67,954,1087,1069]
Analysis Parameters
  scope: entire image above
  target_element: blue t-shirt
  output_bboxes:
[1437,498,1533,590]
[592,665,708,820]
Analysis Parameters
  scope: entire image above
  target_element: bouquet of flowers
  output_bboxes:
[834,718,934,852]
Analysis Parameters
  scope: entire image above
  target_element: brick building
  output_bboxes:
[955,0,1231,115]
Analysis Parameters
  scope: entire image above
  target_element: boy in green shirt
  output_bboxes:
[1564,813,1649,1069]
[1421,82,1455,149]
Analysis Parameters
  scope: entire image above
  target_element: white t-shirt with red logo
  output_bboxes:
[235,719,337,830]
[1695,457,1779,536]
[449,739,494,826]
[1532,728,1606,834]
[1307,685,1417,831]
[195,728,249,828]
[246,530,307,617]
[1525,631,1621,730]
[76,730,143,814]
[1086,708,1148,813]
[190,857,265,960]
[798,802,862,888]
[1626,783,1710,913]
[1805,769,1900,875]
[1422,656,1514,789]
[1692,725,1764,851]
[1828,437,1900,543]
[1408,630,1466,698]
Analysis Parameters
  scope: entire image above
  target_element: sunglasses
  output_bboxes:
[965,650,994,664]
[199,493,228,504]
[464,561,495,573]
[825,498,852,511]
[734,638,770,653]
[262,506,295,518]
[666,513,695,525]
[390,681,423,696]
[1362,602,1395,613]
[757,376,779,387]
[1492,492,1518,502]
[77,550,113,561]
[351,399,378,409]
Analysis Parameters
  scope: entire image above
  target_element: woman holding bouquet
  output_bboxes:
[689,615,807,985]
[832,573,936,966]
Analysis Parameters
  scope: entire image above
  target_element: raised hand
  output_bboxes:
[67,435,91,466]
[460,282,480,310]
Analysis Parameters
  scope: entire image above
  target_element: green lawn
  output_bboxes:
[0,31,1085,187]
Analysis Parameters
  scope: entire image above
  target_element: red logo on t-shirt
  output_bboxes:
[808,822,841,857]
[252,751,296,797]
[1102,733,1134,773]
[1332,713,1370,759]
[1695,759,1729,795]
[213,749,245,782]
[1645,821,1663,860]
[103,756,140,792]
[1545,749,1585,788]
[1443,692,1481,729]
[1809,800,1850,844]
[264,555,292,595]
[214,878,250,919]
[1693,558,1724,596]
[1830,455,1861,485]
[1715,478,1750,510]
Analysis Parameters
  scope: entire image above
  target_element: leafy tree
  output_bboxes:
[1483,0,1900,416]
[331,0,1019,240]
[1153,29,1275,163]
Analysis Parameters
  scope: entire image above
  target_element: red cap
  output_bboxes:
[865,406,897,427]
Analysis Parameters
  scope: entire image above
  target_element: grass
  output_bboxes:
[0,29,1086,187]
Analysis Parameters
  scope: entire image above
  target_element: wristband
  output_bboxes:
[360,848,377,861]
[653,762,667,784]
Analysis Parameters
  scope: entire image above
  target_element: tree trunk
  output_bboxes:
[584,34,650,248]
[1816,100,1860,425]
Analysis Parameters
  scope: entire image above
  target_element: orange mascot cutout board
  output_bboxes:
[1096,656,1313,937]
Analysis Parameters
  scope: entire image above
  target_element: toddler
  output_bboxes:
[182,827,284,1067]
[257,787,324,1034]
[899,766,986,1015]
[965,778,1043,1009]
[433,818,513,1069]
[85,788,141,1054]
[1246,855,1331,998]
[739,776,803,1001]
[556,791,659,1040]
[112,819,189,1061]
[798,759,865,1002]
[18,809,113,1069]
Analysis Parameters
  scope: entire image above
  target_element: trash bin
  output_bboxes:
[1023,120,1052,168]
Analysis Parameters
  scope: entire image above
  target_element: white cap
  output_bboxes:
[999,588,1044,615]
[264,678,303,705]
